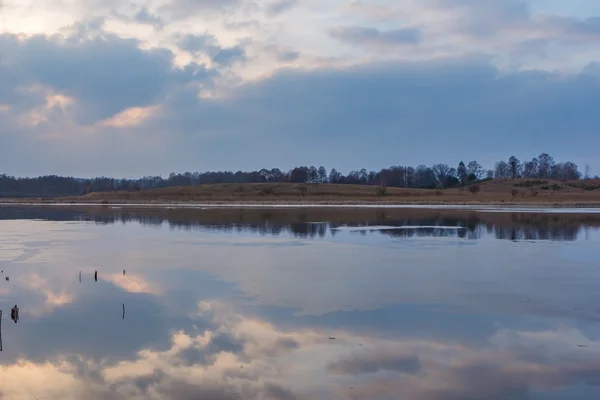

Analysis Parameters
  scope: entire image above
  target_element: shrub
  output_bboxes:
[583,185,600,191]
[259,187,274,196]
[376,186,387,196]
[468,184,481,195]
[515,180,547,188]
[511,189,519,197]
[435,190,444,196]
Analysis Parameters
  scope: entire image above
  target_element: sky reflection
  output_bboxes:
[0,207,599,399]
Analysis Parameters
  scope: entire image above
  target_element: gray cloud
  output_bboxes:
[151,56,600,144]
[161,0,244,20]
[178,34,247,66]
[330,25,421,47]
[0,32,214,125]
[434,0,531,36]
[208,330,246,355]
[212,46,247,66]
[430,0,600,42]
[263,382,297,400]
[155,380,243,400]
[545,15,600,39]
[264,45,300,62]
[265,0,298,17]
[225,19,262,30]
[132,7,164,29]
[328,351,422,375]
[84,55,598,175]
[111,6,164,29]
[274,337,300,351]
[276,50,300,62]
[178,33,218,53]
[2,50,600,175]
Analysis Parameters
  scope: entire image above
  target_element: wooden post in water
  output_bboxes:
[0,309,3,351]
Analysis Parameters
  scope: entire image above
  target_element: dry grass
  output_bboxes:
[3,179,600,206]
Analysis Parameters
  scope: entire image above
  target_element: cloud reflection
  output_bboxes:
[1,299,600,399]
[0,207,599,399]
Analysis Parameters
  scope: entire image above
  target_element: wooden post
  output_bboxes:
[0,309,3,351]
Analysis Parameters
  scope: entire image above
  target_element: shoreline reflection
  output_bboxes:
[1,206,599,241]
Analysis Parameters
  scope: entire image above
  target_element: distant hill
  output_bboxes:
[6,179,598,205]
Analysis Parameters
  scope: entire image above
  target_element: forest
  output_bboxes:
[0,153,593,197]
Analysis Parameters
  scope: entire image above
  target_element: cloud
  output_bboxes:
[428,0,600,44]
[111,6,164,30]
[178,33,218,53]
[3,305,600,400]
[160,0,245,20]
[103,272,162,294]
[275,50,300,62]
[265,0,298,17]
[0,31,214,125]
[132,7,164,29]
[542,15,600,40]
[435,0,531,36]
[212,45,247,66]
[133,56,600,174]
[330,25,421,47]
[342,1,399,21]
[328,351,422,375]
[264,45,300,62]
[177,34,248,66]
[1,0,600,175]
[263,383,297,400]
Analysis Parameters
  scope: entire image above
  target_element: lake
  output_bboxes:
[1,206,600,400]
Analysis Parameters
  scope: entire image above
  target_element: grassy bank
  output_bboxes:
[2,179,600,207]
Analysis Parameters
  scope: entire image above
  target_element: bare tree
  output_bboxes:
[585,164,591,180]
[494,161,509,179]
[522,158,538,178]
[432,164,452,188]
[317,166,327,183]
[508,156,521,179]
[467,161,484,180]
[457,161,468,184]
[537,153,555,178]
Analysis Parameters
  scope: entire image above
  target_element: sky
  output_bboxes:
[0,0,599,178]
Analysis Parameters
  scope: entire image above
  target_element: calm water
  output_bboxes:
[1,206,600,400]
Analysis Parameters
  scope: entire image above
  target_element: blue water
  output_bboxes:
[0,206,599,399]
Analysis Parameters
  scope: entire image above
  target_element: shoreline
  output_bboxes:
[2,200,600,213]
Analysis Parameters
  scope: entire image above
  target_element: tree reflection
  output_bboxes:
[1,206,598,241]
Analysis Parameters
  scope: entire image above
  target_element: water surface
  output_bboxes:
[1,206,600,400]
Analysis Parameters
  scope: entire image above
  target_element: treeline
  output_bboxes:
[0,153,593,197]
